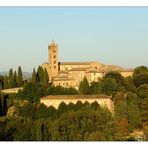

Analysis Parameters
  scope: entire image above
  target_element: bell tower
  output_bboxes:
[48,41,59,80]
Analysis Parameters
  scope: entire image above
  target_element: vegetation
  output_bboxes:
[0,65,148,141]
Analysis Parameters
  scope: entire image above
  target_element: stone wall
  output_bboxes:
[1,87,23,94]
[40,95,114,113]
[120,71,133,77]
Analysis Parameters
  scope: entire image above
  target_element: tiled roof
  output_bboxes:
[69,67,88,71]
[59,61,94,65]
[41,95,111,100]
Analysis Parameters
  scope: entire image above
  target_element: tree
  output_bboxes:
[137,84,148,99]
[18,102,35,120]
[32,68,37,84]
[133,66,148,76]
[138,98,148,123]
[43,69,49,85]
[113,92,127,121]
[58,101,68,116]
[124,76,137,93]
[0,75,4,89]
[102,78,117,95]
[104,71,125,87]
[34,103,49,120]
[116,118,129,138]
[4,75,9,89]
[91,101,100,110]
[17,66,23,87]
[126,92,141,131]
[13,71,17,87]
[89,81,102,94]
[17,82,47,103]
[133,73,148,87]
[37,66,44,83]
[8,68,15,88]
[79,77,89,94]
[86,131,106,141]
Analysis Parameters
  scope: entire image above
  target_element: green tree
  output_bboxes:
[43,68,49,85]
[37,66,44,83]
[58,101,68,116]
[86,131,106,141]
[0,75,4,89]
[133,73,148,87]
[32,68,37,84]
[17,82,47,103]
[34,103,50,119]
[102,78,117,95]
[8,68,15,88]
[89,81,102,94]
[79,77,89,94]
[13,71,17,87]
[137,98,148,123]
[126,92,141,131]
[137,84,148,98]
[133,66,148,76]
[124,76,137,93]
[4,75,9,89]
[17,66,23,87]
[104,71,125,87]
[113,92,126,121]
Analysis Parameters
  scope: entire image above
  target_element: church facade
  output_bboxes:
[42,41,133,89]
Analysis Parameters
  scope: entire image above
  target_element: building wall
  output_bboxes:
[42,63,50,78]
[40,95,114,113]
[53,79,75,88]
[68,70,86,87]
[120,71,133,77]
[60,64,90,71]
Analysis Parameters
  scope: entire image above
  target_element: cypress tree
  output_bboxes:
[82,77,90,94]
[8,68,14,88]
[79,77,90,94]
[43,69,49,85]
[37,66,44,83]
[4,75,9,89]
[14,71,17,87]
[17,66,23,87]
[32,68,37,84]
[79,81,83,94]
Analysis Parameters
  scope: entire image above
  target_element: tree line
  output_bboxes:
[0,65,148,141]
[0,66,23,89]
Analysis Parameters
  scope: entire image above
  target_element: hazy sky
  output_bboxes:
[0,7,148,72]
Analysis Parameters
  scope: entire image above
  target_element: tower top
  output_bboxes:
[49,40,57,47]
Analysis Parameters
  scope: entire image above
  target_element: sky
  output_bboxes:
[0,7,148,72]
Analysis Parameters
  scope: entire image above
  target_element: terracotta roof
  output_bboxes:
[59,61,94,65]
[69,67,88,71]
[118,69,134,72]
[41,95,111,100]
[53,78,73,81]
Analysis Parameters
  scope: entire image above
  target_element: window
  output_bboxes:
[54,61,56,64]
[54,66,56,69]
[53,50,56,53]
[95,67,97,69]
[53,55,56,59]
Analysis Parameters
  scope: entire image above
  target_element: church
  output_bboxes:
[42,41,133,89]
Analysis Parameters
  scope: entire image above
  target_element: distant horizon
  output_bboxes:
[0,7,148,72]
